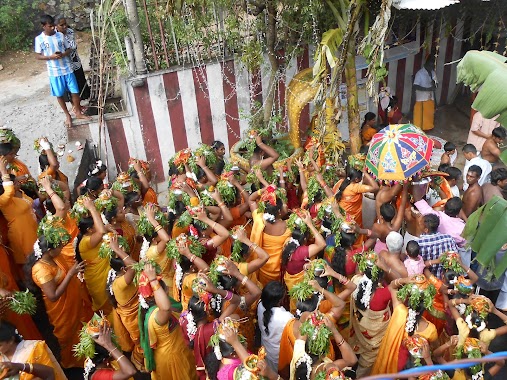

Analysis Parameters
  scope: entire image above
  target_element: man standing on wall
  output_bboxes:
[413,60,437,131]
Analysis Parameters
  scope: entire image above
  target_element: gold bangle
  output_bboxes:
[154,225,163,233]
[218,202,225,207]
[212,221,217,230]
[190,254,196,263]
[121,255,130,261]
[241,276,248,286]
[257,189,262,196]
[151,282,161,292]
[116,355,126,361]
[28,363,33,374]
[250,243,258,252]
[337,338,345,346]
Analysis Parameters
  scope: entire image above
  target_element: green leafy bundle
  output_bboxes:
[6,290,37,315]
[305,259,327,281]
[231,239,244,263]
[199,189,217,206]
[131,259,161,286]
[322,167,340,188]
[286,212,308,234]
[167,189,192,210]
[166,235,205,263]
[37,214,71,248]
[300,313,332,356]
[353,250,380,281]
[348,154,366,171]
[73,314,118,359]
[216,179,237,205]
[70,196,90,221]
[176,211,193,228]
[314,371,326,380]
[111,178,140,195]
[98,235,130,259]
[440,251,465,274]
[289,281,314,302]
[397,282,436,311]
[208,255,228,285]
[137,209,168,237]
[195,143,218,168]
[307,176,324,205]
[38,180,65,200]
[94,194,119,213]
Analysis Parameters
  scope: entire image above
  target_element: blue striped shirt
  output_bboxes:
[34,31,72,77]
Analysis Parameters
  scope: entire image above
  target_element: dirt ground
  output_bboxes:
[0,32,92,176]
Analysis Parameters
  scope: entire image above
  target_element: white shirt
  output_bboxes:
[257,302,293,371]
[462,156,492,190]
[413,68,437,102]
[451,185,460,197]
[34,31,72,77]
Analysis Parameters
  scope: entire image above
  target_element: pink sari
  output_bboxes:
[217,357,242,380]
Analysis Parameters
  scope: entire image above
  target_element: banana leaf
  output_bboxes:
[470,196,507,278]
[457,51,507,128]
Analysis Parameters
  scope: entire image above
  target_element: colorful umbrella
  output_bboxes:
[365,124,434,182]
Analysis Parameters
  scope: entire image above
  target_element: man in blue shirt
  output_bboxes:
[34,14,90,127]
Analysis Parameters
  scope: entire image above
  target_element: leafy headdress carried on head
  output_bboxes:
[94,190,119,213]
[137,205,168,238]
[98,233,130,260]
[112,172,139,195]
[287,210,308,234]
[257,185,287,216]
[464,295,490,332]
[37,213,71,250]
[418,370,451,380]
[216,172,237,205]
[455,337,483,379]
[0,127,20,148]
[176,204,208,230]
[38,178,65,201]
[127,157,150,176]
[289,259,328,317]
[307,175,325,205]
[397,275,436,334]
[208,317,246,360]
[440,251,465,275]
[314,368,353,380]
[230,226,246,263]
[300,311,333,357]
[70,196,90,222]
[167,182,192,210]
[403,335,429,367]
[169,148,197,174]
[195,143,218,168]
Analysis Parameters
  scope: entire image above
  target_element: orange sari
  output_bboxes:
[332,180,371,227]
[112,275,144,370]
[60,213,79,268]
[250,210,291,287]
[10,158,31,178]
[146,245,174,298]
[0,184,38,264]
[38,168,68,185]
[370,304,437,375]
[143,187,158,205]
[32,255,93,368]
[119,220,140,261]
[0,248,41,340]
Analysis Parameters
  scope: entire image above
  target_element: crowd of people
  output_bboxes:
[0,116,506,380]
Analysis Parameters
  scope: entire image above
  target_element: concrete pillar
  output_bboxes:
[124,0,147,75]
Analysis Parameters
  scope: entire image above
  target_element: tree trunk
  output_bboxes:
[345,41,361,154]
[263,0,279,125]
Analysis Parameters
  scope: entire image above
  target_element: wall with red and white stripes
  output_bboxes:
[76,21,464,187]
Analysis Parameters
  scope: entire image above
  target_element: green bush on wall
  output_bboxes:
[0,0,34,53]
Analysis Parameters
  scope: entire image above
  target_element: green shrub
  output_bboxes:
[0,0,33,53]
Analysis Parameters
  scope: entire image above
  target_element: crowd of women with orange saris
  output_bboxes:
[0,126,506,380]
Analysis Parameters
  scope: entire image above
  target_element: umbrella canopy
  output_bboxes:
[366,124,434,182]
[393,0,459,10]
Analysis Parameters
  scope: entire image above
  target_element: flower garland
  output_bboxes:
[295,353,312,380]
[107,269,117,295]
[34,240,43,260]
[352,274,373,309]
[175,263,183,290]
[406,308,418,333]
[186,311,197,341]
[139,237,150,261]
[83,358,95,380]
[263,213,276,223]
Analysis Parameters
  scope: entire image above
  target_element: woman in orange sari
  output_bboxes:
[333,167,379,227]
[36,138,68,185]
[0,159,38,266]
[27,231,93,368]
[249,186,291,286]
[106,235,144,370]
[0,321,66,380]
[76,197,112,316]
[370,275,438,375]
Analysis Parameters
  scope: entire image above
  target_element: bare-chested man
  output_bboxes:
[249,134,280,176]
[481,127,507,164]
[462,165,484,217]
[378,231,408,282]
[374,182,402,219]
[482,168,507,204]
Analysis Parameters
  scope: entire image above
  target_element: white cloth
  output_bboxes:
[403,230,419,254]
[451,185,460,197]
[413,68,437,102]
[467,112,500,152]
[257,302,293,371]
[462,156,492,190]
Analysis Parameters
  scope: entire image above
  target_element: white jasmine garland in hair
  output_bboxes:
[72,237,78,253]
[77,272,84,283]
[295,352,312,380]
[139,294,149,309]
[101,213,109,226]
[186,312,197,341]
[34,240,43,260]
[139,237,150,261]
[288,237,300,247]
[263,213,275,223]
[175,263,183,290]
[406,308,417,333]
[360,278,373,309]
[14,329,23,340]
[456,303,466,315]
[465,314,486,332]
[214,344,223,360]
[107,269,117,295]
[472,370,483,380]
[320,224,331,235]
[83,358,95,380]
[315,292,324,310]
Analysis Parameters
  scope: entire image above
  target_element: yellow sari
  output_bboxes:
[32,256,93,368]
[79,235,112,315]
[1,340,66,380]
[146,245,174,298]
[112,275,144,370]
[148,308,197,379]
[250,210,291,286]
[370,304,437,375]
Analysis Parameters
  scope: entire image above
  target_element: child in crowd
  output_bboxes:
[440,141,457,166]
[404,240,425,275]
[34,14,90,127]
[444,166,462,197]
